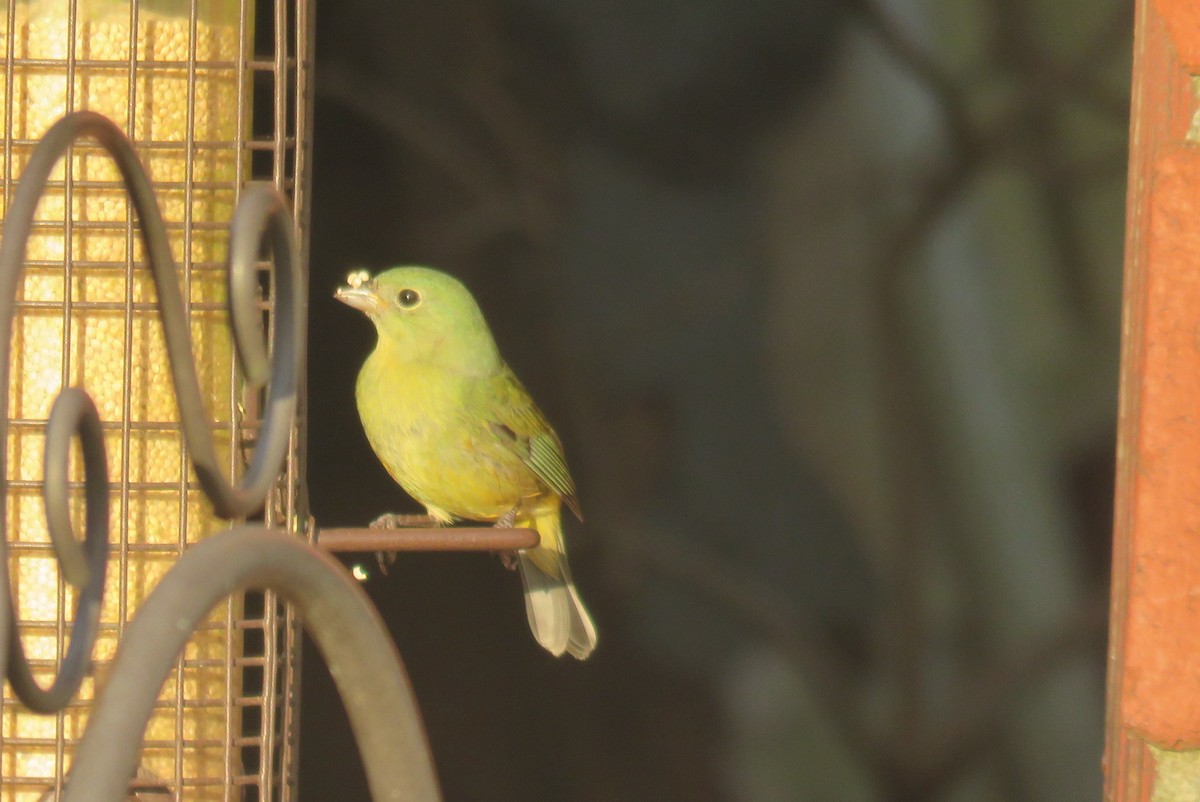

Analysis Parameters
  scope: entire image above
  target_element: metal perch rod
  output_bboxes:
[317,526,539,552]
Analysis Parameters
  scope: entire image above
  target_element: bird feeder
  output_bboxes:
[0,1,312,798]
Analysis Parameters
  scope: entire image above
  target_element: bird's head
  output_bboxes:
[335,266,501,374]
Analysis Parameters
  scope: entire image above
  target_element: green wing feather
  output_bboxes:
[484,366,583,521]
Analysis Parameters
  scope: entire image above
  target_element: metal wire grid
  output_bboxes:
[242,1,312,798]
[0,1,312,799]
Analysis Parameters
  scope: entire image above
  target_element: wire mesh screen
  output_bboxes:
[0,1,311,799]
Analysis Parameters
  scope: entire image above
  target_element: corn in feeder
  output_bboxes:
[0,1,312,797]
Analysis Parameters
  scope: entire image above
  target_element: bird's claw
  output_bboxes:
[375,550,397,575]
[499,551,520,571]
[367,514,406,574]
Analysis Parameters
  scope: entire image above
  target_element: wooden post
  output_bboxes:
[1108,0,1200,797]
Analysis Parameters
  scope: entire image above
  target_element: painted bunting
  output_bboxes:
[335,267,597,659]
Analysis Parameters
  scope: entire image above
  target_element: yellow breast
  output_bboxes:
[354,347,541,521]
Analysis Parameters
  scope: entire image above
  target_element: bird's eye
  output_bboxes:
[397,289,420,308]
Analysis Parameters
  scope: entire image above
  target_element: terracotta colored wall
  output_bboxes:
[1108,0,1200,796]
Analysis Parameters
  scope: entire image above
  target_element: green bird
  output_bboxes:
[335,266,597,659]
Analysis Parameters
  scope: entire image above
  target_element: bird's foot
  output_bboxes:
[368,512,438,529]
[499,551,520,571]
[368,513,443,573]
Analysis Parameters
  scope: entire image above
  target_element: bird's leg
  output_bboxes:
[495,504,522,571]
[494,506,519,529]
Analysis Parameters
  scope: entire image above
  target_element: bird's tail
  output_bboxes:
[517,504,597,659]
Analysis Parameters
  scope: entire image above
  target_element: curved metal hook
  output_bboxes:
[62,528,442,802]
[6,389,108,712]
[226,183,305,495]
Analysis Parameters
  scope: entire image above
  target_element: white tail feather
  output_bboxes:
[517,551,597,659]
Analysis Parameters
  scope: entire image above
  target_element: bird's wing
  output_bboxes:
[484,367,583,521]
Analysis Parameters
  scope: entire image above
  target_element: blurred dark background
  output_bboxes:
[300,1,1128,799]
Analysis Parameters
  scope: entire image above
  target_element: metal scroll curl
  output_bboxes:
[0,110,303,713]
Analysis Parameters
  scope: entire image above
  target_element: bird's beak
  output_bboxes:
[335,281,388,318]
